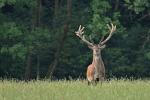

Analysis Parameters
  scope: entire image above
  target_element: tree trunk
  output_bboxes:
[46,0,72,79]
[24,0,42,80]
[36,0,42,80]
[54,0,59,17]
[53,0,59,28]
[46,24,69,78]
[142,34,150,49]
[36,55,40,80]
[24,47,32,80]
[114,0,119,11]
[36,0,42,27]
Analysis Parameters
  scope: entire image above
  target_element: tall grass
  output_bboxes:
[0,79,150,100]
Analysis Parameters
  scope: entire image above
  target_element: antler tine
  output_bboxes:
[75,25,94,46]
[80,26,85,32]
[112,23,116,32]
[107,24,111,30]
[79,25,81,30]
[99,23,116,45]
[99,35,105,44]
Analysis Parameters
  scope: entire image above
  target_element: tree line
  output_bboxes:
[0,0,150,80]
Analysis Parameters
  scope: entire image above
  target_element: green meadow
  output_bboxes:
[0,79,150,100]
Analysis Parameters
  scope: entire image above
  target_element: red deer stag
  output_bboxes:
[75,23,116,85]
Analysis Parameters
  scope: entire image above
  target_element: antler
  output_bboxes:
[99,23,116,45]
[75,25,94,46]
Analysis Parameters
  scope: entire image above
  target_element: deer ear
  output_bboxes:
[88,45,93,49]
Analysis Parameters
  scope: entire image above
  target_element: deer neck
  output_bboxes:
[92,52,102,66]
[92,51,105,78]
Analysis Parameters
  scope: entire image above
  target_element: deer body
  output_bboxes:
[75,23,116,85]
[87,59,105,82]
[86,45,105,84]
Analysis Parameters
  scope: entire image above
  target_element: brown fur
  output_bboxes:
[86,64,95,82]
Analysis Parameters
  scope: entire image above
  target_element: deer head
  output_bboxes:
[75,23,116,57]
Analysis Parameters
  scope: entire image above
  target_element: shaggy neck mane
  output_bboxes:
[92,51,105,77]
[92,52,102,65]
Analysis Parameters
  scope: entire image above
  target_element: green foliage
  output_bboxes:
[0,0,5,8]
[1,44,26,60]
[0,22,25,58]
[15,0,36,7]
[145,52,150,60]
[89,0,111,35]
[0,0,150,79]
[87,0,123,44]
[124,0,149,14]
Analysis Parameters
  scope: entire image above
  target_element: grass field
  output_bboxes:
[0,79,150,100]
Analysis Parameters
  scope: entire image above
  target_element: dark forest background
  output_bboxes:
[0,0,150,80]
